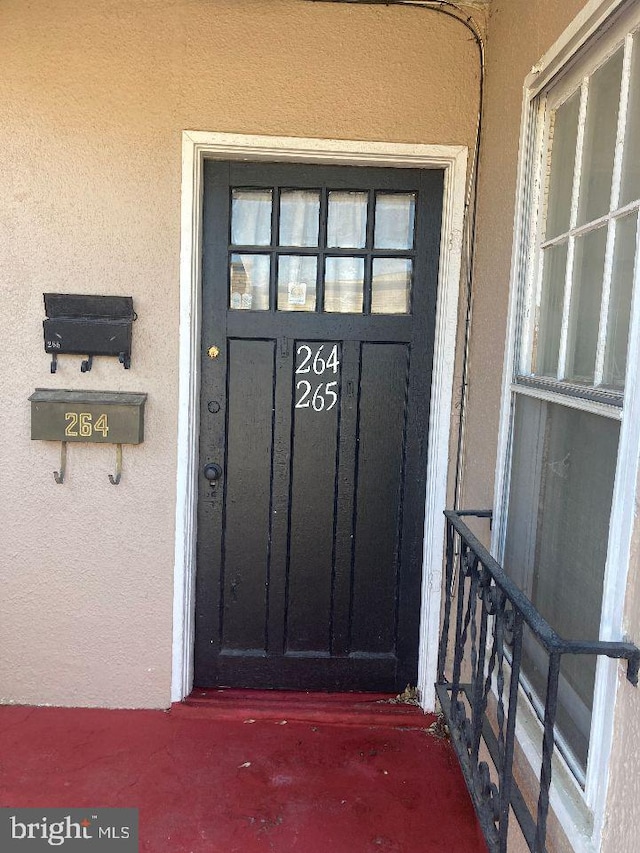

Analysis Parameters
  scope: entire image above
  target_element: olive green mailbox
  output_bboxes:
[29,389,147,484]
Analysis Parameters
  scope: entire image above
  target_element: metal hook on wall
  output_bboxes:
[54,442,67,484]
[108,444,122,485]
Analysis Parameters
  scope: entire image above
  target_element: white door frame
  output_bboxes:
[171,130,468,706]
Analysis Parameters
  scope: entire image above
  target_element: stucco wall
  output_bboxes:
[0,0,479,708]
[601,503,640,853]
[468,2,640,853]
[460,0,586,512]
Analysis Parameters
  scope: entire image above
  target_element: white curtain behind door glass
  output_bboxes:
[327,192,368,248]
[279,190,320,247]
[231,189,272,246]
[230,189,272,309]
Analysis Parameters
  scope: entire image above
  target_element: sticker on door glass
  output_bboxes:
[295,344,340,411]
[288,280,307,306]
[277,255,317,312]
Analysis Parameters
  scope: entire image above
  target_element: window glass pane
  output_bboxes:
[229,253,270,310]
[371,258,412,314]
[565,226,607,383]
[277,255,317,312]
[504,395,619,771]
[621,33,640,205]
[545,92,580,239]
[279,190,320,247]
[327,192,368,248]
[324,257,364,312]
[578,49,624,225]
[374,193,416,249]
[533,242,568,377]
[603,213,638,389]
[231,189,272,246]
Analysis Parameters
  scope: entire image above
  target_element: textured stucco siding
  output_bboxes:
[0,0,478,708]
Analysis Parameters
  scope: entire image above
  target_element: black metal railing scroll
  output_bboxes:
[436,509,640,853]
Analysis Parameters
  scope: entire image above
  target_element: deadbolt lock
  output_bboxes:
[207,345,220,359]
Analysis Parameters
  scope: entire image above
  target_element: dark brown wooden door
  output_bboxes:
[195,161,443,691]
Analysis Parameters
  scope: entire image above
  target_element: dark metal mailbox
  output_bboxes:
[29,389,146,444]
[43,293,136,372]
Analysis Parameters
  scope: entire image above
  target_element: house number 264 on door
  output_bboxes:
[295,344,340,411]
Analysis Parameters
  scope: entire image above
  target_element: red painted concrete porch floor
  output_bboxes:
[0,690,487,853]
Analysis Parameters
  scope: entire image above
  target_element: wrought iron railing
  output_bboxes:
[436,509,640,853]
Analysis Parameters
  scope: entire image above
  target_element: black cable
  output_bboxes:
[305,0,485,511]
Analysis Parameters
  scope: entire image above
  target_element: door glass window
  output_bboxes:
[229,185,419,314]
[277,255,317,312]
[374,193,416,249]
[324,257,365,313]
[371,258,412,314]
[231,189,272,246]
[279,190,320,247]
[229,254,270,310]
[327,191,368,248]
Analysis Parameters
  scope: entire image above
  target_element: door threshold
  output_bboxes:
[178,688,433,728]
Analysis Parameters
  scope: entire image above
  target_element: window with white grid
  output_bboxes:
[522,25,640,399]
[502,7,640,788]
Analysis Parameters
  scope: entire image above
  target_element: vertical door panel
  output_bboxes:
[222,339,275,651]
[286,342,341,653]
[350,343,409,654]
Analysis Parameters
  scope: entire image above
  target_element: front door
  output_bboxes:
[195,161,443,692]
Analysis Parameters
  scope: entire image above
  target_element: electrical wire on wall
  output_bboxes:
[305,0,485,512]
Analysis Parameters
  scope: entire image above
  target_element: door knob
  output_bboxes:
[203,462,223,485]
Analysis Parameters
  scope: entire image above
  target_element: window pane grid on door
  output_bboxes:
[228,184,418,314]
[528,31,640,395]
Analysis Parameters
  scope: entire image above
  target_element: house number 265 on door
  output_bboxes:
[295,344,340,411]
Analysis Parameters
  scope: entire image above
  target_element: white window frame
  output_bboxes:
[492,1,640,850]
